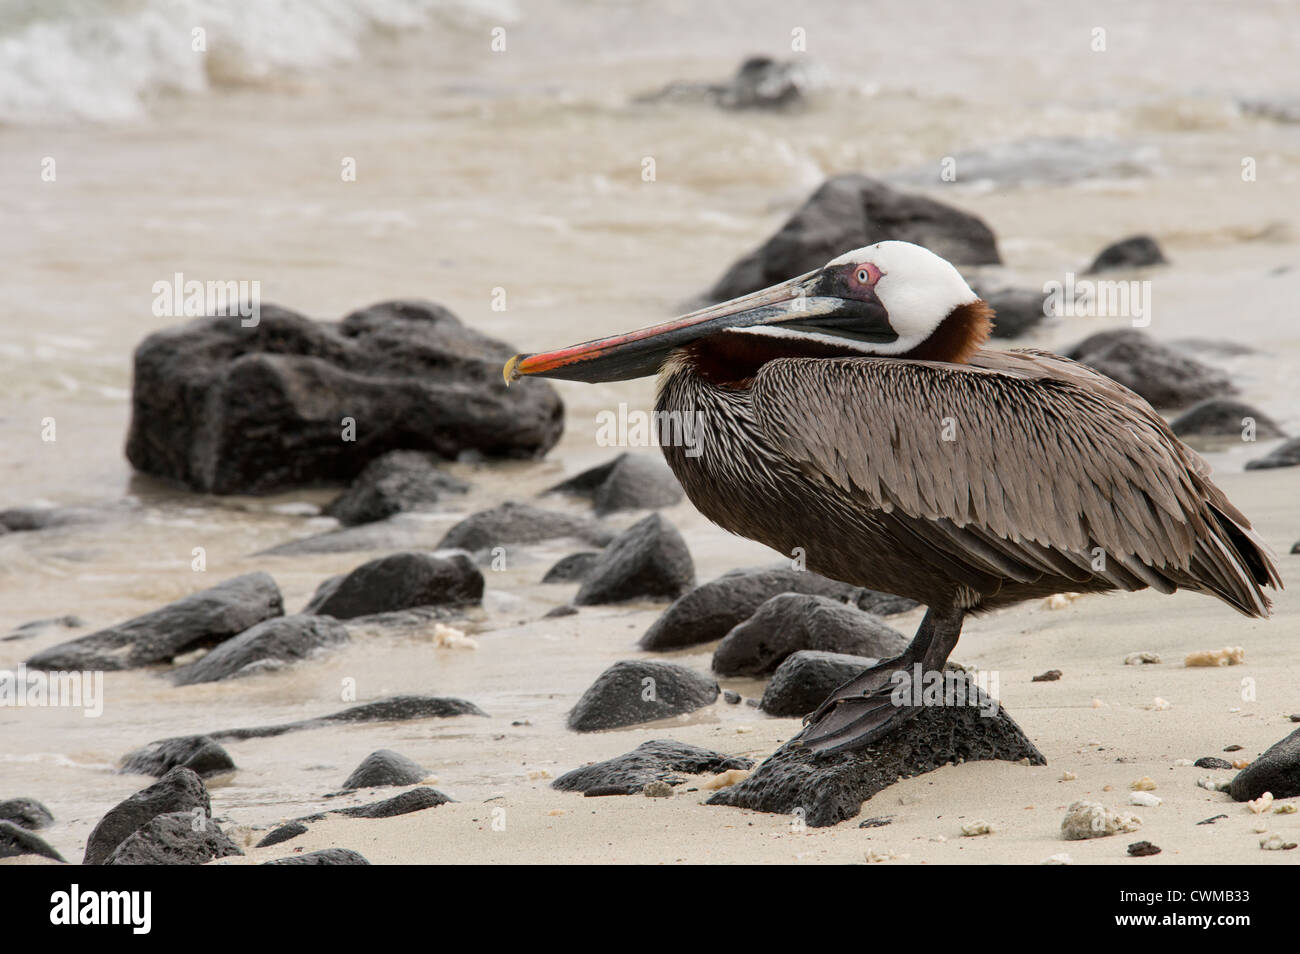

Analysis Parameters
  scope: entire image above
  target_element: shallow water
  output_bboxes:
[2,0,1300,861]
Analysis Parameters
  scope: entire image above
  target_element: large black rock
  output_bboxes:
[104,811,243,866]
[712,594,907,677]
[335,787,453,818]
[172,615,349,684]
[436,501,614,552]
[709,672,1045,827]
[1085,234,1168,273]
[1230,727,1300,801]
[1246,436,1300,471]
[325,450,468,526]
[341,750,430,790]
[27,572,283,671]
[120,735,236,778]
[640,567,917,651]
[760,651,880,717]
[207,695,486,742]
[263,848,370,865]
[125,301,563,494]
[573,514,695,605]
[1065,329,1237,410]
[568,660,719,731]
[1171,398,1285,441]
[553,739,754,795]
[0,821,65,863]
[545,454,684,515]
[302,551,483,619]
[706,174,1000,302]
[84,767,212,865]
[0,797,54,830]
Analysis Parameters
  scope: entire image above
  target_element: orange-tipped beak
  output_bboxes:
[504,269,827,385]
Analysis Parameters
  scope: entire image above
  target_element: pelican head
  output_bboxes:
[505,241,985,384]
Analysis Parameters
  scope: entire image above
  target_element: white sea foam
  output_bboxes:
[0,0,518,124]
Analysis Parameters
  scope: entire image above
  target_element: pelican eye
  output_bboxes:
[856,268,871,284]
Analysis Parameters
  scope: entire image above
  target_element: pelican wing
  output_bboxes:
[751,349,1279,615]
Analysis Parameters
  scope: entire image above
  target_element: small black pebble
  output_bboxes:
[511,719,532,726]
[1196,814,1228,826]
[723,690,741,704]
[1194,757,1233,770]
[1222,744,1242,752]
[1128,841,1161,857]
[858,816,893,829]
[1032,669,1062,682]
[1290,714,1300,723]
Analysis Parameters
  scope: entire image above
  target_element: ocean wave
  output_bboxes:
[0,0,518,124]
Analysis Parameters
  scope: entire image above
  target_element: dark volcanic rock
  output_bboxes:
[256,821,308,847]
[713,594,907,677]
[568,660,719,731]
[1246,436,1300,471]
[574,514,695,605]
[303,551,482,619]
[105,811,243,865]
[341,749,430,790]
[208,695,486,742]
[26,572,283,672]
[258,514,440,556]
[546,454,684,516]
[542,551,601,584]
[553,739,754,795]
[172,615,349,684]
[706,174,1000,303]
[1194,756,1234,770]
[125,301,563,494]
[639,567,917,651]
[120,735,235,779]
[973,284,1049,338]
[1171,399,1285,441]
[3,614,83,642]
[1085,235,1168,273]
[437,501,614,552]
[759,651,879,717]
[263,848,370,865]
[709,672,1046,826]
[0,821,65,862]
[84,767,211,865]
[1065,329,1236,409]
[638,56,814,111]
[0,505,114,533]
[324,450,468,526]
[0,797,54,830]
[1230,727,1300,801]
[335,787,452,818]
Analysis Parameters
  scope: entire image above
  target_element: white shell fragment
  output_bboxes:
[1129,791,1162,807]
[1260,834,1298,851]
[1124,652,1161,665]
[1061,800,1142,840]
[1247,792,1274,814]
[1040,853,1074,865]
[1196,777,1232,792]
[960,820,993,836]
[1184,646,1245,667]
[432,623,478,650]
[699,769,750,790]
[1130,776,1157,791]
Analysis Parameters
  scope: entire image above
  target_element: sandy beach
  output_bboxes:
[3,0,1299,871]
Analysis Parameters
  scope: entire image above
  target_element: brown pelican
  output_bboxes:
[505,241,1281,752]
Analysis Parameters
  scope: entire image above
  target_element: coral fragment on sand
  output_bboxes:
[1184,646,1244,667]
[1061,800,1142,840]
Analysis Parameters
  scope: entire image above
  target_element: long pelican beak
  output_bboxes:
[505,268,853,384]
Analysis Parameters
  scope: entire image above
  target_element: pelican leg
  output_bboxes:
[794,605,966,753]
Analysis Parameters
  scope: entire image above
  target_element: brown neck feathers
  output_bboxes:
[899,300,994,364]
